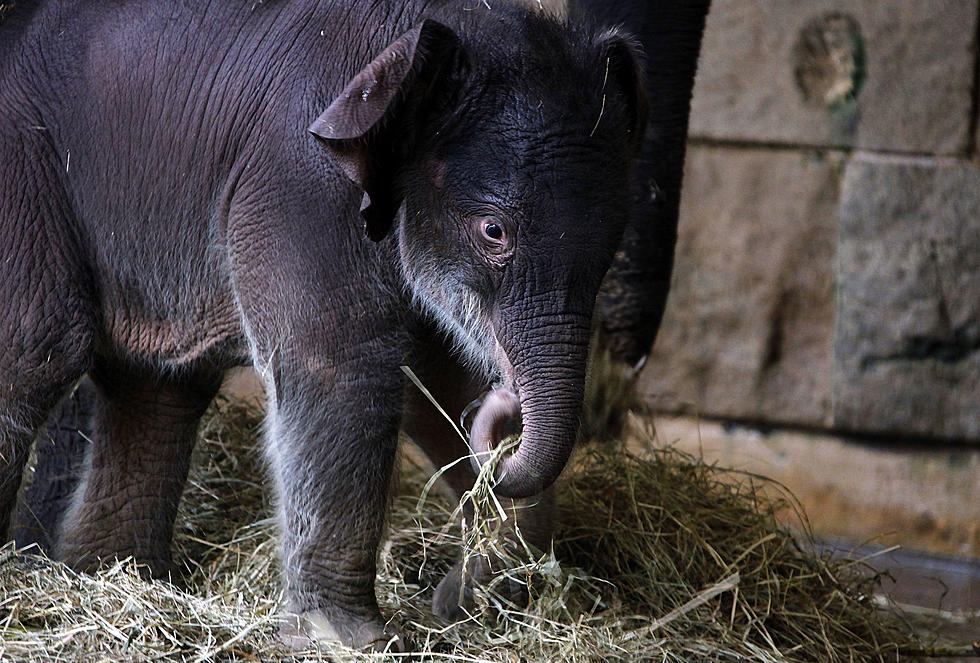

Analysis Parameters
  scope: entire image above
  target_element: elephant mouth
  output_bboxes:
[462,388,522,476]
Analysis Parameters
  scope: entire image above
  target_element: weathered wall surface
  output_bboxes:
[688,1,977,154]
[642,0,980,444]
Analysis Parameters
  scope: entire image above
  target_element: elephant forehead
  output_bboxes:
[438,128,619,207]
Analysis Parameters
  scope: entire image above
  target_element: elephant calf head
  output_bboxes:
[310,17,647,498]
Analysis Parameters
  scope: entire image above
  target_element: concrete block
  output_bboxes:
[834,154,980,441]
[689,0,976,155]
[641,145,840,427]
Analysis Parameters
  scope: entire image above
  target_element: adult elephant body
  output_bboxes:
[583,0,712,366]
[1,0,648,650]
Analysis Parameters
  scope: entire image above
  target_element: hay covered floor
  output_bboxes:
[1,395,926,662]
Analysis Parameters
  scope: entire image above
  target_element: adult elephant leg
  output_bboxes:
[401,336,554,621]
[55,360,222,578]
[593,0,712,366]
[10,378,96,554]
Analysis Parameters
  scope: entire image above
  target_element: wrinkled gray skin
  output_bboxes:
[423,0,712,622]
[588,0,711,367]
[1,0,654,650]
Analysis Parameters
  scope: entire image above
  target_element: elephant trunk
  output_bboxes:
[468,310,591,499]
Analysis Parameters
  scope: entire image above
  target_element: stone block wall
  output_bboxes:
[641,0,980,443]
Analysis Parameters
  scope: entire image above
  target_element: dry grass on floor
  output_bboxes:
[1,362,927,662]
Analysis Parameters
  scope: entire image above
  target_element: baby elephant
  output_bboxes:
[1,0,648,651]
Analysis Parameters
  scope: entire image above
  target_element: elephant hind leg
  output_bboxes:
[0,264,94,540]
[0,120,97,539]
[0,332,92,540]
[9,378,96,554]
[0,383,85,543]
[55,359,223,578]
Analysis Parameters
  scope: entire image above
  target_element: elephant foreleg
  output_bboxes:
[267,359,404,652]
[401,340,555,621]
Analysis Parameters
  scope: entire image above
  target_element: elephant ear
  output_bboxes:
[596,30,650,155]
[310,20,460,241]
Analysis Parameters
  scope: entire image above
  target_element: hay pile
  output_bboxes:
[1,379,925,661]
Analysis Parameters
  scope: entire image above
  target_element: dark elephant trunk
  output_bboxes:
[469,310,592,499]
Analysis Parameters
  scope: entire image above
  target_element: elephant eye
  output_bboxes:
[471,216,514,267]
[483,222,504,241]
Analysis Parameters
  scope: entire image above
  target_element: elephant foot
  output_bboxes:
[56,541,178,583]
[279,610,405,653]
[432,556,530,622]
